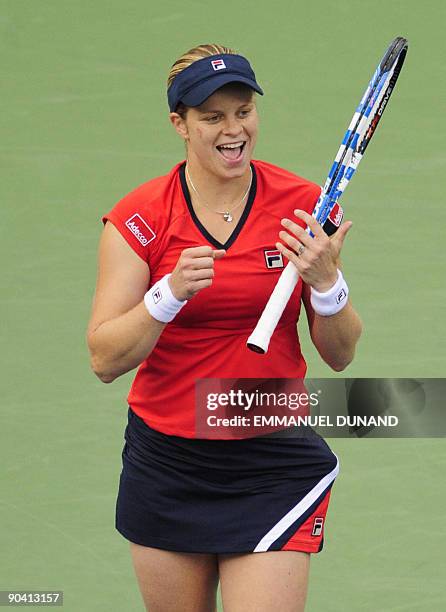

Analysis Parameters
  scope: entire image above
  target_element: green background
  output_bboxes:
[1,0,445,610]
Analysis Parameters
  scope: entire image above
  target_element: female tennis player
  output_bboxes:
[87,44,362,612]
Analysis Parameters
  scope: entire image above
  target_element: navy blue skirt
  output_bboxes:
[116,408,339,554]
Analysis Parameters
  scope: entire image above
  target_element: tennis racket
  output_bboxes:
[247,36,408,354]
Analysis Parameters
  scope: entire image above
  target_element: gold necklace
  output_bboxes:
[185,164,252,223]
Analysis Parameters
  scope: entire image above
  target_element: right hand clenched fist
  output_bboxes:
[169,246,226,301]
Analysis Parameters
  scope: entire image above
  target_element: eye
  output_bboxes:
[204,114,220,123]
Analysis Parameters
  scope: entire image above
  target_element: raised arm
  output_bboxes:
[87,222,225,382]
[86,222,163,383]
[277,208,362,371]
[301,282,362,371]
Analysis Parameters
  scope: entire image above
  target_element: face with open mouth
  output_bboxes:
[170,83,258,181]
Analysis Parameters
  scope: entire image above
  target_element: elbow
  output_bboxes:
[328,337,361,372]
[332,319,363,372]
[326,345,358,372]
[88,351,118,384]
[95,370,117,384]
[87,332,118,383]
[329,357,353,372]
[91,361,117,384]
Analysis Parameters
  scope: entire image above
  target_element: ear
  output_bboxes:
[169,112,189,141]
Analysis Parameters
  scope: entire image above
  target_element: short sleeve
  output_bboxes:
[102,191,157,264]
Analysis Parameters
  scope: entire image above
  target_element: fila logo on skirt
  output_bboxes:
[254,459,339,553]
[312,517,324,537]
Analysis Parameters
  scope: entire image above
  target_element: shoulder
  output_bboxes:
[101,161,185,263]
[106,161,184,221]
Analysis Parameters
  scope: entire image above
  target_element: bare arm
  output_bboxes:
[277,209,362,371]
[86,222,164,383]
[301,283,362,371]
[86,222,225,383]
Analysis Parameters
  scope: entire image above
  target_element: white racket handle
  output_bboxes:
[246,262,299,354]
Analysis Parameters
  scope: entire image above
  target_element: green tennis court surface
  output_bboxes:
[1,1,445,610]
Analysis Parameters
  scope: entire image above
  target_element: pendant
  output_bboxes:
[223,212,233,222]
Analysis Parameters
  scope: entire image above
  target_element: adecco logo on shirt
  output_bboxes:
[125,214,156,247]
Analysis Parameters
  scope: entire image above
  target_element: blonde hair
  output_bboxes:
[167,44,238,90]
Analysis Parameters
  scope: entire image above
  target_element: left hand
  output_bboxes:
[277,209,353,292]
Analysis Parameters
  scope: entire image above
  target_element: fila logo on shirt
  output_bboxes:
[125,214,156,247]
[264,249,284,269]
[211,59,226,71]
[311,517,324,537]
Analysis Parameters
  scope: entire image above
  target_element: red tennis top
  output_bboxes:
[103,160,320,438]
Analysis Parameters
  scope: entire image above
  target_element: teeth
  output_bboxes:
[218,142,244,149]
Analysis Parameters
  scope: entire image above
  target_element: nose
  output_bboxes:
[222,115,243,136]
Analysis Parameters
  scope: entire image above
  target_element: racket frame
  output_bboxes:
[247,37,408,354]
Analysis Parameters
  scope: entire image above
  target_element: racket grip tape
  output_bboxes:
[247,202,343,354]
[246,263,299,354]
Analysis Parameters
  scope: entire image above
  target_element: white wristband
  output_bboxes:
[144,274,187,323]
[310,269,349,316]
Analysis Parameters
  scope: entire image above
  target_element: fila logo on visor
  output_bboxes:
[264,249,284,269]
[125,214,156,247]
[311,517,324,537]
[211,59,226,71]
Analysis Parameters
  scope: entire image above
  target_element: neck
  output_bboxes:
[185,160,252,212]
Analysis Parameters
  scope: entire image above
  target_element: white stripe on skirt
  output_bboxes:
[253,455,339,552]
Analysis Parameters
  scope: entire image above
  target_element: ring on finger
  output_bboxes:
[297,244,305,256]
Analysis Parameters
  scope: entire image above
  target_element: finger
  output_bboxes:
[275,241,300,268]
[187,256,214,270]
[182,245,214,258]
[331,221,353,251]
[193,278,213,291]
[212,249,226,260]
[293,209,325,239]
[279,230,308,256]
[280,218,313,248]
[333,221,353,242]
[189,268,215,281]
